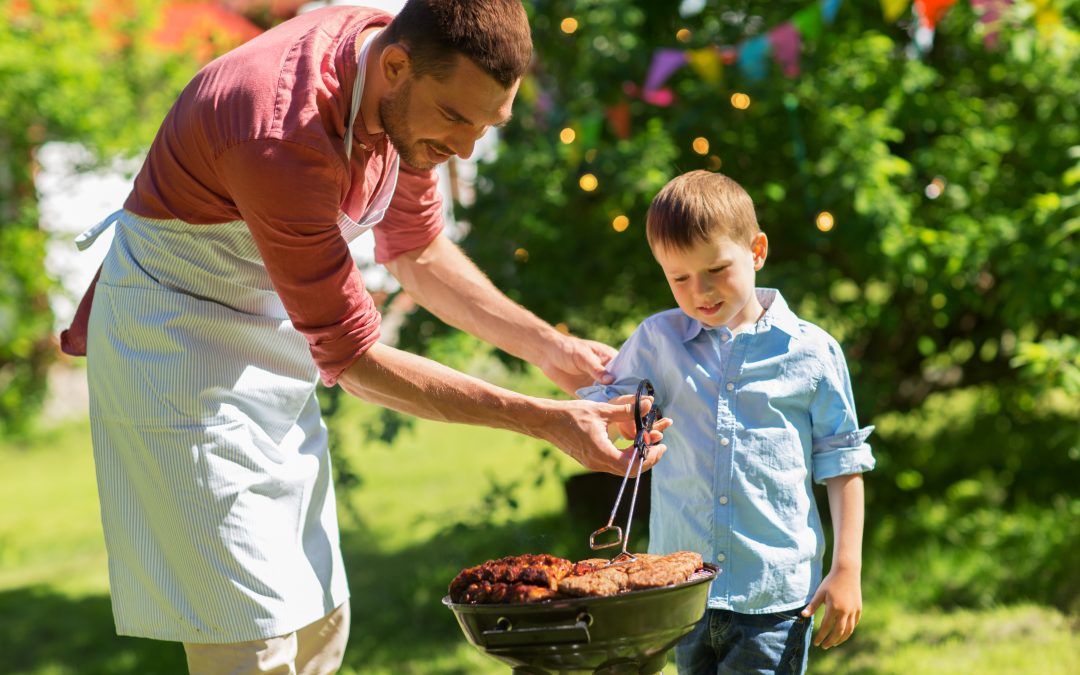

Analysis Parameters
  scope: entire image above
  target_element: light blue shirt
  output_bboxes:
[579,289,875,614]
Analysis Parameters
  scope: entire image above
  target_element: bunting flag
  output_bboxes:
[881,0,912,22]
[605,101,631,140]
[971,0,1012,47]
[686,47,723,84]
[635,0,844,100]
[737,34,772,81]
[915,0,959,29]
[792,4,825,39]
[768,23,803,77]
[644,49,688,93]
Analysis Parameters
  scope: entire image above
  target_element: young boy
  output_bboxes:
[578,170,875,674]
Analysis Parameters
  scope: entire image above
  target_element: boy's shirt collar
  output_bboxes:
[681,288,802,343]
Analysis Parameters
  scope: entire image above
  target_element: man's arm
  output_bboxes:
[385,234,615,394]
[801,473,865,649]
[337,342,666,474]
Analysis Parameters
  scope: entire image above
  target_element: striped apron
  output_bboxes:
[81,30,397,643]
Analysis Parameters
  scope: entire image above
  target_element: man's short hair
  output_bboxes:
[387,0,532,88]
[646,170,761,251]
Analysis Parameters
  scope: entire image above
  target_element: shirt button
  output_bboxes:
[726,382,735,391]
[717,553,726,562]
[718,496,729,505]
[720,333,730,342]
[720,437,730,446]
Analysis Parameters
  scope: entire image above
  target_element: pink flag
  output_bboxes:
[971,0,1012,47]
[768,22,802,78]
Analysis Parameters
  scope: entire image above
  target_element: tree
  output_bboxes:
[398,0,1079,512]
[0,0,254,434]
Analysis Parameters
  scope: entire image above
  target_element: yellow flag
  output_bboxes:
[686,47,722,84]
[881,0,912,22]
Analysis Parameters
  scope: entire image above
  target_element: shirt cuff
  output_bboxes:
[811,425,876,484]
[576,383,636,402]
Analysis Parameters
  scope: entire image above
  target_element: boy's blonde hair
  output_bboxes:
[646,170,760,251]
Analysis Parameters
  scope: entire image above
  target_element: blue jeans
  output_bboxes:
[674,608,813,675]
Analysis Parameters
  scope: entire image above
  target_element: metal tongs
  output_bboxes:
[588,379,662,564]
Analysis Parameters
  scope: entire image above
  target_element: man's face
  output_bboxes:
[652,231,768,330]
[380,53,517,170]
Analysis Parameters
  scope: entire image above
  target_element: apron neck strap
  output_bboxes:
[345,29,381,163]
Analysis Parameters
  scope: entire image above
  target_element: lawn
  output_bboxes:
[2,390,1077,674]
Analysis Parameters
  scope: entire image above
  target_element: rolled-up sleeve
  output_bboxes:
[373,162,444,263]
[218,139,381,386]
[809,336,876,483]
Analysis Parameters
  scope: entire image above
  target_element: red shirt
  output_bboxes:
[64,7,443,386]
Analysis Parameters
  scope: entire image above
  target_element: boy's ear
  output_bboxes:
[752,232,768,270]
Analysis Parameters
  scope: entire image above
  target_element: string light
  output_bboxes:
[676,28,692,42]
[579,173,599,191]
[554,322,571,335]
[560,17,578,34]
[559,127,576,144]
[816,211,835,232]
[708,155,722,170]
[730,92,751,109]
[925,176,946,199]
[612,215,630,232]
[514,247,529,262]
[692,137,710,155]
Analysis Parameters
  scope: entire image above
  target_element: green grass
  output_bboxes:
[2,404,1078,674]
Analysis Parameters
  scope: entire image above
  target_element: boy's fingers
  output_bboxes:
[800,592,823,618]
[813,609,836,647]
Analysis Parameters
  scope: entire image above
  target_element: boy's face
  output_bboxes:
[653,231,768,330]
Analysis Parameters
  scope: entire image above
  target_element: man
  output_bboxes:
[60,1,668,673]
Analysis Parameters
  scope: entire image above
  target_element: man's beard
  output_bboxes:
[380,80,440,171]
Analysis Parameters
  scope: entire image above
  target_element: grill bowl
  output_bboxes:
[443,564,716,674]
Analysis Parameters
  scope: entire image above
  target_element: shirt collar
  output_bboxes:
[682,288,801,343]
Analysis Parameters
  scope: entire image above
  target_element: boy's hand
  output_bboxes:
[800,566,862,649]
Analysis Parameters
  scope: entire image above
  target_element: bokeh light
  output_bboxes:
[816,211,835,232]
[579,173,598,191]
[730,92,751,109]
[676,28,692,42]
[514,247,529,262]
[692,137,710,155]
[925,176,946,199]
[559,127,576,144]
[612,215,629,232]
[560,18,578,34]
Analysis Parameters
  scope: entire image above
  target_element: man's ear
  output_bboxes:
[751,232,769,270]
[381,43,411,85]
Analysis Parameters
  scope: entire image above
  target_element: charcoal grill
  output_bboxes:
[443,564,716,674]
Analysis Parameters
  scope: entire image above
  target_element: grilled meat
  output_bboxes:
[449,551,705,604]
[626,551,702,590]
[557,565,628,597]
[449,554,574,603]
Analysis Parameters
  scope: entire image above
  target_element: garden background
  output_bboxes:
[1,0,1078,673]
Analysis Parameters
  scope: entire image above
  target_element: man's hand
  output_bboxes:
[604,393,673,443]
[537,334,617,395]
[540,398,668,475]
[800,565,862,649]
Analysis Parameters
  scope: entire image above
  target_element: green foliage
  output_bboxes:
[432,0,1080,530]
[0,0,201,434]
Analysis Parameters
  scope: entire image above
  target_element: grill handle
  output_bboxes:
[481,616,591,648]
